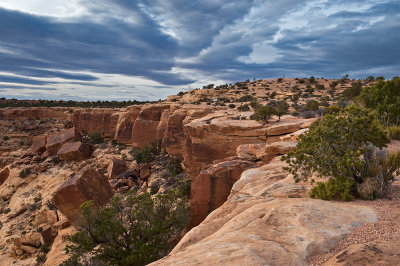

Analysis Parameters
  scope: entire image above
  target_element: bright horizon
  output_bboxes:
[0,0,399,101]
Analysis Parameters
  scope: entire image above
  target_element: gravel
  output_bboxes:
[307,180,400,265]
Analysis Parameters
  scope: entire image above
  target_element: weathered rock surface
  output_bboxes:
[57,142,92,161]
[107,158,127,179]
[31,136,47,153]
[151,161,377,266]
[72,108,120,138]
[131,105,170,148]
[114,106,141,144]
[164,109,188,155]
[184,115,267,177]
[46,127,81,155]
[323,240,400,266]
[267,118,315,136]
[53,166,113,224]
[188,159,256,229]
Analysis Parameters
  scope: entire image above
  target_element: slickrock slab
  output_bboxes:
[57,142,92,161]
[151,162,377,266]
[53,166,113,224]
[267,118,315,136]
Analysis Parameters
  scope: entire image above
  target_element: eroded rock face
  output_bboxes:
[184,116,267,177]
[164,109,188,155]
[267,118,315,136]
[53,166,113,224]
[188,159,256,229]
[31,136,47,154]
[72,109,120,138]
[57,142,92,161]
[131,105,170,148]
[151,162,377,266]
[46,127,81,155]
[114,106,141,144]
[0,107,68,120]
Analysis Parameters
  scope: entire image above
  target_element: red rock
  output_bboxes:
[46,210,58,225]
[31,136,47,153]
[20,245,37,254]
[184,117,267,177]
[53,219,71,230]
[107,158,127,179]
[72,108,120,138]
[131,105,170,148]
[188,159,255,229]
[57,142,92,161]
[138,163,151,181]
[156,109,171,147]
[53,166,113,224]
[0,167,10,185]
[40,226,53,245]
[46,127,81,155]
[164,109,188,155]
[114,106,141,144]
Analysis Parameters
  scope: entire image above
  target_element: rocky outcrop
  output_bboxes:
[267,118,315,136]
[72,108,120,138]
[53,166,113,224]
[114,106,141,144]
[151,161,377,266]
[57,142,92,161]
[188,159,255,229]
[164,109,188,155]
[46,127,81,155]
[31,136,47,153]
[183,115,267,177]
[131,105,170,148]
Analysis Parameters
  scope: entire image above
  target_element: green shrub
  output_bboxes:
[237,104,250,111]
[111,139,117,146]
[342,81,362,100]
[2,136,9,141]
[131,145,153,164]
[168,156,183,176]
[389,126,400,140]
[359,77,400,126]
[150,183,159,195]
[252,105,275,123]
[310,178,354,201]
[89,132,104,144]
[62,190,189,266]
[305,100,319,111]
[283,105,390,200]
[19,168,31,178]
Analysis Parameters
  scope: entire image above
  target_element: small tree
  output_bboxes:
[305,100,319,111]
[62,190,190,266]
[283,105,390,200]
[252,105,275,123]
[89,132,104,144]
[274,100,289,120]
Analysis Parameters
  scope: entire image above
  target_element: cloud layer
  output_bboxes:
[0,0,399,100]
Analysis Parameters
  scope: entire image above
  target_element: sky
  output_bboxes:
[0,0,399,101]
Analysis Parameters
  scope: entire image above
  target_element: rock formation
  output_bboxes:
[53,166,113,224]
[57,142,92,161]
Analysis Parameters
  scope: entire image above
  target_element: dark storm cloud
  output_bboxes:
[0,0,398,99]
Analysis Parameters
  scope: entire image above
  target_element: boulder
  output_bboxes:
[0,167,10,186]
[107,158,127,179]
[57,142,92,161]
[40,226,53,245]
[19,245,37,254]
[138,163,151,180]
[53,166,113,224]
[188,159,256,229]
[235,144,257,161]
[46,127,81,155]
[261,141,298,162]
[31,136,47,153]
